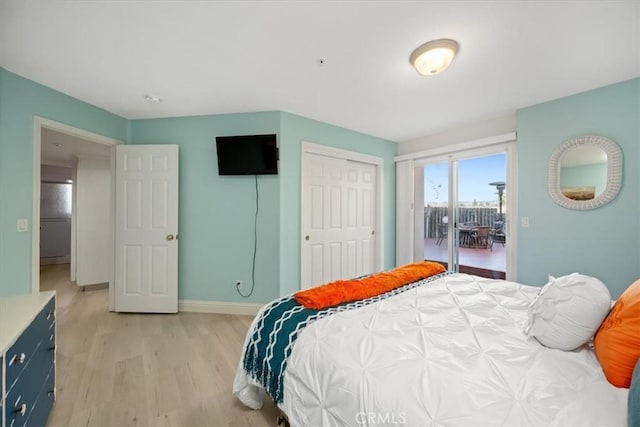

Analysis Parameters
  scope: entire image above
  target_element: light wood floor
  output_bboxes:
[40,264,279,427]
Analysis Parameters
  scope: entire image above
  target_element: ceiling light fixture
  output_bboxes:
[410,39,459,76]
[144,94,163,104]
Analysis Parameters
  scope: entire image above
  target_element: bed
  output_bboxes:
[233,270,632,426]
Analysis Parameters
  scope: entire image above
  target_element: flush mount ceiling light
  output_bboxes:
[144,94,163,104]
[410,39,459,76]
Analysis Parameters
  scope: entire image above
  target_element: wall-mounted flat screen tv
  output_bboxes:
[216,134,278,175]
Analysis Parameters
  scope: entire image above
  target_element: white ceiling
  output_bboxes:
[41,128,111,166]
[1,1,638,143]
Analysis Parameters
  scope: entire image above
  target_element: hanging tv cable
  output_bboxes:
[236,175,259,297]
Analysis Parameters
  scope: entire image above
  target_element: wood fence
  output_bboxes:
[424,206,501,238]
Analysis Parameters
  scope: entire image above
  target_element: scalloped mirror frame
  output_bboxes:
[548,135,622,210]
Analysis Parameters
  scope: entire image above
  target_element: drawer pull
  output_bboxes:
[15,403,27,416]
[9,352,26,365]
[47,311,55,320]
[49,345,56,352]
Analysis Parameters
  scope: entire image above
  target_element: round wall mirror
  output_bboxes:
[548,135,622,210]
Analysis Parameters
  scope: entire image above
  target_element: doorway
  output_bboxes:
[420,152,507,279]
[32,117,119,309]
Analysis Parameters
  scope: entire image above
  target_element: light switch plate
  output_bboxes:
[17,218,28,232]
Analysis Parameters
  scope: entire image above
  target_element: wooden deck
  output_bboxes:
[423,237,506,279]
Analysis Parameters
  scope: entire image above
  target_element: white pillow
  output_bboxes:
[523,273,611,351]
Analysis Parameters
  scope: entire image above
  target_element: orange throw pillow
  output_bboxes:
[294,261,446,309]
[594,279,640,388]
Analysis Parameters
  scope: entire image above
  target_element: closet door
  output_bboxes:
[301,152,377,289]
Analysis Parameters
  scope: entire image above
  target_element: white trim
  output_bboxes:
[506,142,518,281]
[75,153,111,161]
[32,117,121,299]
[413,144,512,168]
[301,141,385,283]
[70,159,78,282]
[41,159,79,168]
[36,118,121,146]
[178,299,264,316]
[39,256,71,265]
[303,142,384,166]
[395,159,415,266]
[394,132,516,162]
[394,133,518,281]
[109,147,116,311]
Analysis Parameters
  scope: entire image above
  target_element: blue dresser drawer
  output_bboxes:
[2,295,55,427]
[25,367,55,427]
[5,339,54,427]
[5,298,55,394]
[5,387,31,427]
[5,327,40,394]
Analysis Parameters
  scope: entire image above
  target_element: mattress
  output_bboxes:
[234,273,628,426]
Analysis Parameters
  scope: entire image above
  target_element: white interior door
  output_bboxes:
[76,156,111,286]
[114,145,179,313]
[302,152,377,289]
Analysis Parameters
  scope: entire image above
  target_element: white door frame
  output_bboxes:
[301,141,384,284]
[394,132,518,280]
[32,117,121,308]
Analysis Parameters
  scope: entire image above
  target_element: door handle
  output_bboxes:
[15,403,27,416]
[166,234,175,241]
[10,353,26,366]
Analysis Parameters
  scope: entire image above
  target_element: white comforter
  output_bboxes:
[234,273,628,426]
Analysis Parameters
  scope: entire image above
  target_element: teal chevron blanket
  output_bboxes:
[242,271,449,403]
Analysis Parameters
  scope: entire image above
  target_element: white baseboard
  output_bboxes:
[40,256,71,265]
[178,299,264,316]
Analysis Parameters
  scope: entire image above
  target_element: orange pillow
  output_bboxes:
[594,279,640,388]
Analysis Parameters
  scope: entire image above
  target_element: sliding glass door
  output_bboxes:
[420,149,508,279]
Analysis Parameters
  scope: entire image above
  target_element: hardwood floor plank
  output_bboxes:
[42,264,280,427]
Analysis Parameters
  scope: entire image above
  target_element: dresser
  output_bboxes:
[0,292,56,427]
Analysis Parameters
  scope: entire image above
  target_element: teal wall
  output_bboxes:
[278,112,397,296]
[517,78,639,298]
[131,111,397,302]
[0,68,128,296]
[0,68,397,302]
[2,66,636,302]
[130,113,282,303]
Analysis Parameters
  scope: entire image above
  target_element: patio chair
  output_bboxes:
[471,226,491,249]
[436,223,448,246]
[489,221,505,251]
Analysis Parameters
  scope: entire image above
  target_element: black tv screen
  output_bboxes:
[216,134,278,175]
